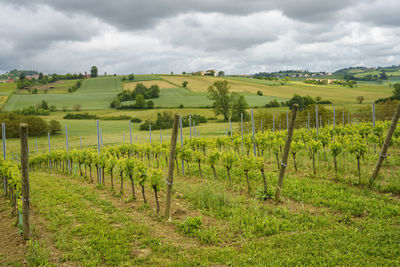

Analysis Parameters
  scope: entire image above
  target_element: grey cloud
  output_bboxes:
[1,0,365,30]
[0,0,400,74]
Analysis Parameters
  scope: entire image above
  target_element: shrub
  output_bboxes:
[63,113,98,120]
[102,115,132,121]
[130,118,141,123]
[139,112,206,130]
[49,105,57,112]
[48,120,61,135]
[110,99,121,108]
[265,99,280,108]
[0,113,49,137]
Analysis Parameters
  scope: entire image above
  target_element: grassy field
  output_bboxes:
[0,83,17,93]
[3,74,394,111]
[354,70,400,78]
[2,129,400,265]
[4,77,122,111]
[161,75,392,104]
[15,79,81,94]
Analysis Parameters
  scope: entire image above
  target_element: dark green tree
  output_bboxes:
[231,93,249,121]
[48,120,61,135]
[135,94,146,108]
[41,100,49,110]
[393,83,400,98]
[128,74,135,80]
[90,66,98,77]
[207,80,232,120]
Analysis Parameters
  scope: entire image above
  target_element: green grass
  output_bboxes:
[161,75,392,104]
[0,83,17,93]
[77,76,122,93]
[4,93,117,111]
[354,70,400,78]
[3,74,394,111]
[4,77,122,111]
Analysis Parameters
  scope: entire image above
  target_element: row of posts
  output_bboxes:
[0,103,381,179]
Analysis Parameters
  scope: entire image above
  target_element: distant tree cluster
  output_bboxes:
[277,94,332,111]
[121,74,135,81]
[68,80,83,93]
[376,83,400,103]
[114,94,155,110]
[304,79,356,88]
[0,113,61,137]
[140,112,207,130]
[117,83,160,102]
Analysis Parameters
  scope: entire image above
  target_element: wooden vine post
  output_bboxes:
[369,103,400,187]
[165,114,180,220]
[20,123,30,240]
[275,104,299,202]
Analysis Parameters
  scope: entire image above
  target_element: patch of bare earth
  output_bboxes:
[0,197,27,265]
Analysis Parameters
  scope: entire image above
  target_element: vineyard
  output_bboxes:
[1,110,400,265]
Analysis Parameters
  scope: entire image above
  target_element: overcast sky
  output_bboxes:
[0,0,399,75]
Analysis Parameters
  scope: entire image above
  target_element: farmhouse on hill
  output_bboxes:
[205,69,217,76]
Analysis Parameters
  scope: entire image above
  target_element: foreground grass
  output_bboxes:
[25,154,400,266]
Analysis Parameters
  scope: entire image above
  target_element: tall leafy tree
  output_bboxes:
[393,83,400,98]
[207,80,231,120]
[90,66,98,77]
[231,93,249,121]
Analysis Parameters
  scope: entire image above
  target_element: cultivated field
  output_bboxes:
[2,119,400,265]
[161,75,392,104]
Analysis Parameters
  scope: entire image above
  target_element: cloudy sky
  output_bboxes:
[0,0,399,75]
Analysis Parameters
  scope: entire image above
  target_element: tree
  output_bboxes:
[41,100,49,110]
[207,80,231,120]
[380,71,388,80]
[19,72,26,81]
[231,93,249,121]
[218,71,225,76]
[357,96,365,104]
[38,72,44,80]
[316,96,321,103]
[147,100,154,109]
[110,99,121,108]
[48,120,61,135]
[393,83,400,98]
[135,94,146,108]
[182,81,189,88]
[90,66,98,77]
[128,74,134,80]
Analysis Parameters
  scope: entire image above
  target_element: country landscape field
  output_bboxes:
[1,1,400,266]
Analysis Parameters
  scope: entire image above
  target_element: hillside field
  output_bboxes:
[3,74,395,111]
[161,75,392,104]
